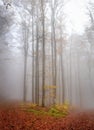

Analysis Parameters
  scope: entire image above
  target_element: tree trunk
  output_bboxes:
[31,1,35,103]
[60,27,65,103]
[35,6,39,104]
[41,0,45,107]
[23,21,29,102]
[51,0,57,104]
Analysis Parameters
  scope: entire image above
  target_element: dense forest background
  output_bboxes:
[0,0,94,109]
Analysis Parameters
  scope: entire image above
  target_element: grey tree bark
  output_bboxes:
[41,0,45,107]
[31,0,35,103]
[35,5,39,104]
[51,0,57,104]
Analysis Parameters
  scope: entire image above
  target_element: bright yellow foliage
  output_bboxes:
[44,85,57,89]
[55,101,70,112]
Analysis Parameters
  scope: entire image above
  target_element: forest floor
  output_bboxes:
[0,102,94,130]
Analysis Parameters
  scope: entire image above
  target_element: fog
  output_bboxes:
[0,0,94,109]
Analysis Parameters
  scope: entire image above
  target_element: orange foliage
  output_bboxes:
[0,104,94,130]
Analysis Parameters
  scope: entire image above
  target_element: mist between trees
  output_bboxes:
[0,0,94,109]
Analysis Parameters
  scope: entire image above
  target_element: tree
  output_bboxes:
[31,0,35,103]
[23,12,29,102]
[35,2,39,104]
[50,0,57,104]
[41,0,46,107]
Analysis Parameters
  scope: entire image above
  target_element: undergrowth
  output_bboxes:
[20,102,70,117]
